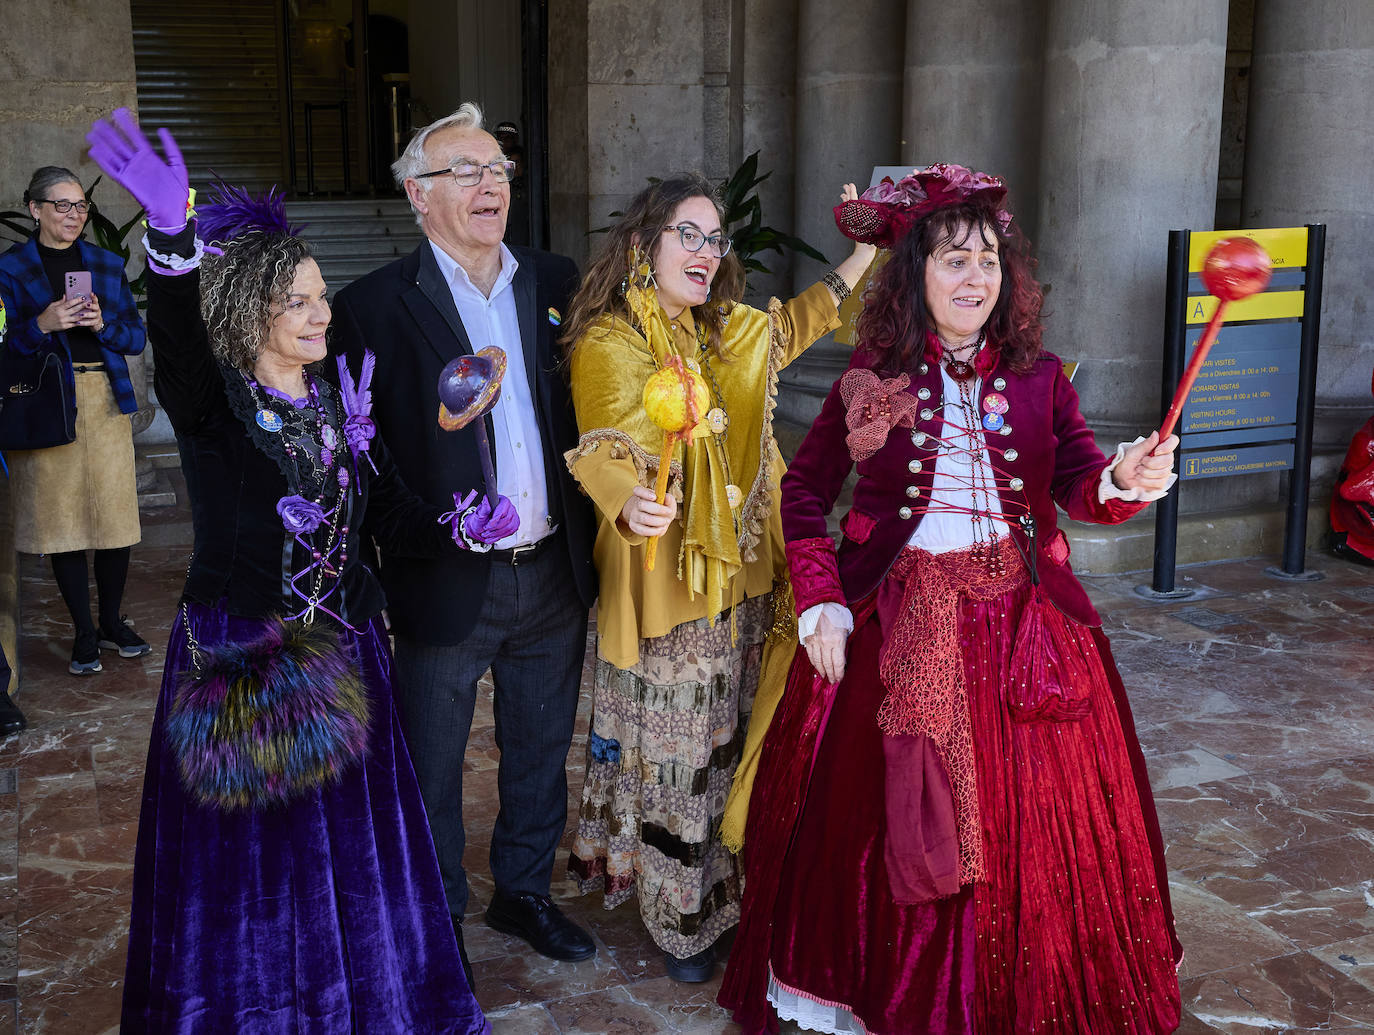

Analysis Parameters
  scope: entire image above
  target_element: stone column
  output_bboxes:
[582,3,715,243]
[1036,0,1228,436]
[781,0,905,427]
[1242,0,1374,430]
[902,0,1047,237]
[547,0,590,264]
[739,0,799,304]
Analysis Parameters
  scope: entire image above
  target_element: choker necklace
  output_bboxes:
[940,331,986,383]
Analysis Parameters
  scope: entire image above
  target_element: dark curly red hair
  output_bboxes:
[855,200,1044,375]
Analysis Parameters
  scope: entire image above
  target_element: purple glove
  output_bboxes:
[86,108,189,232]
[465,494,520,544]
[442,490,520,550]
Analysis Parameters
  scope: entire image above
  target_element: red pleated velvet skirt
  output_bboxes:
[721,580,1182,1035]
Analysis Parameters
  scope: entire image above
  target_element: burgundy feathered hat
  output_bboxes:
[834,163,1010,249]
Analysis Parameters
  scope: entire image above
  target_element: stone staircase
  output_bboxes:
[288,197,425,292]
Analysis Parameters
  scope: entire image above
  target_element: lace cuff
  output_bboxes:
[142,228,205,277]
[438,496,492,553]
[797,602,854,643]
[1099,436,1177,504]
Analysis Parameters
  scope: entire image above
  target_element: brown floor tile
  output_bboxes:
[6,531,1374,1031]
[1181,951,1374,1031]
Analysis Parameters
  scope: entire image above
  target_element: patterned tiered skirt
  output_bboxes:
[570,594,771,957]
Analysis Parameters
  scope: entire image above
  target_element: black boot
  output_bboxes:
[0,691,26,735]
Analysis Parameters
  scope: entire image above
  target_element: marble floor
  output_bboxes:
[3,499,1373,1033]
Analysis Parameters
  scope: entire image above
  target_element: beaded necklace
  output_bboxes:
[244,371,353,624]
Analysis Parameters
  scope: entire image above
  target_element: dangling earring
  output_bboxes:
[623,245,655,296]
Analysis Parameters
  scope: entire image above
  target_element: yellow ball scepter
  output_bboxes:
[641,355,710,571]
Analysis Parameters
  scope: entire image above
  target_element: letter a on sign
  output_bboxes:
[1192,300,1206,319]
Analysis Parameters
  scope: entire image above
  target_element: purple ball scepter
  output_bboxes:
[437,348,508,508]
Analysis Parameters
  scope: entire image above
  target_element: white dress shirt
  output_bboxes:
[430,241,551,549]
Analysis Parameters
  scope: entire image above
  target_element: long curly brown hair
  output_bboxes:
[856,199,1044,375]
[561,174,746,358]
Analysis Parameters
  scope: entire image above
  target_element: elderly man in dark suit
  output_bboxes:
[330,104,597,976]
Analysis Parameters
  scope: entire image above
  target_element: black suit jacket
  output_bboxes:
[330,241,596,644]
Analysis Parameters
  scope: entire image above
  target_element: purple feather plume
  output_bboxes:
[196,181,305,244]
[337,350,379,472]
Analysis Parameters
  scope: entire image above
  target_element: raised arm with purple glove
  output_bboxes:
[440,491,520,552]
[86,108,190,232]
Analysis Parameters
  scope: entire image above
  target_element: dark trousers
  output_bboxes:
[393,544,588,919]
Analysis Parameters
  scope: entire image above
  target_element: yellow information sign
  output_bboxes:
[1187,226,1307,272]
[1185,289,1305,324]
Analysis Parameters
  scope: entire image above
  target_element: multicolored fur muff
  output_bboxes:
[167,618,371,810]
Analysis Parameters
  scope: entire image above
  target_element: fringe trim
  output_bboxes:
[733,298,789,565]
[564,428,685,501]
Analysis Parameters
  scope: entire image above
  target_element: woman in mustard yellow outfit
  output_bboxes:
[562,174,875,982]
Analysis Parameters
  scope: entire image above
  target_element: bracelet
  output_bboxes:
[822,269,851,304]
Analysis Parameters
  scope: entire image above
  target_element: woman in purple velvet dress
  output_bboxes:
[88,110,506,1033]
[720,165,1184,1033]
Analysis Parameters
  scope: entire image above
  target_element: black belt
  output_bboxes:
[72,364,106,373]
[488,529,561,566]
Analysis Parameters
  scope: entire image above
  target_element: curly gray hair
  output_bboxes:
[199,232,314,372]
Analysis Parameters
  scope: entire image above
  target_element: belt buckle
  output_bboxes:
[508,541,538,566]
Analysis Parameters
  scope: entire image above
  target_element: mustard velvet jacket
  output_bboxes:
[567,283,840,669]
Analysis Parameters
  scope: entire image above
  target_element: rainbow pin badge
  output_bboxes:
[547,307,561,327]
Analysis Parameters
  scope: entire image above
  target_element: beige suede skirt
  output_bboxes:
[7,368,141,554]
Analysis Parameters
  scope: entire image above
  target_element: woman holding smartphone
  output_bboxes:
[0,166,149,687]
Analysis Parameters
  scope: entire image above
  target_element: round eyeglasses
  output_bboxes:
[415,160,518,187]
[34,199,90,215]
[663,225,732,258]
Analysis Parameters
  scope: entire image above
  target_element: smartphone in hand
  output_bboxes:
[64,271,92,304]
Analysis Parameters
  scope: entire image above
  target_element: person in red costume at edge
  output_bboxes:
[1330,369,1374,565]
[718,165,1185,1034]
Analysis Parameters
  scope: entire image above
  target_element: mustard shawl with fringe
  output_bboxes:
[566,283,839,851]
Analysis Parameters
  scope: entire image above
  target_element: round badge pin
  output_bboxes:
[982,411,1004,432]
[547,307,562,326]
[982,392,1009,415]
[256,408,283,433]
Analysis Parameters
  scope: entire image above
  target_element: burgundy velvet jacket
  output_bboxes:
[782,342,1146,627]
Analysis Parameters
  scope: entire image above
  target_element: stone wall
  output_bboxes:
[0,1,142,239]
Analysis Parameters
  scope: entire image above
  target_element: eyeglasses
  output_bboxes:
[35,199,89,214]
[415,160,517,187]
[663,225,732,258]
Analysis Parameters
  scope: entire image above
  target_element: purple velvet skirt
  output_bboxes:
[121,603,489,1034]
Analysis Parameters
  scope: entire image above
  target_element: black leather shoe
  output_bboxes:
[451,915,475,993]
[663,946,715,983]
[0,692,25,736]
[484,891,595,962]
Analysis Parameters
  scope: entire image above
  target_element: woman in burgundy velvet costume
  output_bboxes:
[719,166,1185,1034]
